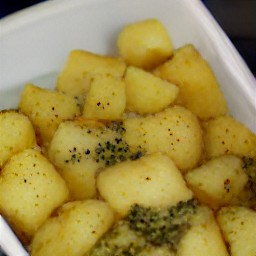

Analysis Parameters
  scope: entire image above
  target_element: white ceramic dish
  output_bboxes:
[0,216,29,256]
[0,0,255,255]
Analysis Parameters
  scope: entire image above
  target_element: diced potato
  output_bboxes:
[82,75,126,120]
[97,153,193,216]
[185,155,248,207]
[154,44,227,120]
[117,19,173,70]
[0,110,36,167]
[123,106,203,171]
[56,50,126,99]
[177,206,229,256]
[30,200,114,256]
[19,84,80,146]
[48,120,104,200]
[217,206,256,256]
[203,115,256,159]
[48,119,128,200]
[124,66,179,114]
[0,149,69,241]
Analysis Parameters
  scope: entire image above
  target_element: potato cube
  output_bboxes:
[124,66,179,114]
[97,153,193,216]
[154,44,227,120]
[185,155,248,207]
[82,75,126,120]
[203,115,256,159]
[0,110,36,167]
[123,106,203,171]
[0,149,69,240]
[48,119,130,200]
[56,50,126,99]
[217,206,256,256]
[177,206,229,256]
[117,19,173,69]
[48,120,104,200]
[19,84,80,146]
[30,200,114,256]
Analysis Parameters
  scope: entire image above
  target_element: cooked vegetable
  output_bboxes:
[123,106,203,171]
[82,75,126,120]
[97,153,193,216]
[243,157,256,194]
[0,110,36,167]
[185,155,248,207]
[217,206,256,256]
[127,199,197,248]
[0,149,69,242]
[117,19,173,69]
[31,200,114,256]
[124,66,179,114]
[88,220,146,256]
[19,84,80,146]
[177,206,229,256]
[48,120,144,200]
[56,50,126,102]
[203,115,256,159]
[154,44,227,120]
[89,199,197,255]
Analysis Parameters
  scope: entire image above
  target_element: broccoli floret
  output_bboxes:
[243,157,256,194]
[89,199,197,255]
[89,220,146,256]
[127,199,197,250]
[93,121,146,167]
[94,139,145,167]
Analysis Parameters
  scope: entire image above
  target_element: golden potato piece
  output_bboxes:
[97,153,193,216]
[30,200,114,256]
[203,115,256,159]
[154,44,227,120]
[177,206,229,256]
[185,155,248,207]
[82,75,126,120]
[0,110,36,167]
[124,66,179,114]
[19,84,80,146]
[48,119,131,200]
[56,50,126,98]
[124,106,203,171]
[217,206,256,256]
[0,149,69,241]
[117,19,173,69]
[48,120,104,200]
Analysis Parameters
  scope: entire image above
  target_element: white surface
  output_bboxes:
[0,216,29,256]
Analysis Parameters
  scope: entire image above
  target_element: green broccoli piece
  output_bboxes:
[89,220,146,256]
[89,199,197,255]
[93,121,145,167]
[94,139,145,167]
[243,157,256,194]
[127,199,197,250]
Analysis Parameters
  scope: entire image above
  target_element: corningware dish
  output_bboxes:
[0,0,255,255]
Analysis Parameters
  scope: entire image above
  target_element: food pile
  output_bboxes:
[0,19,256,256]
